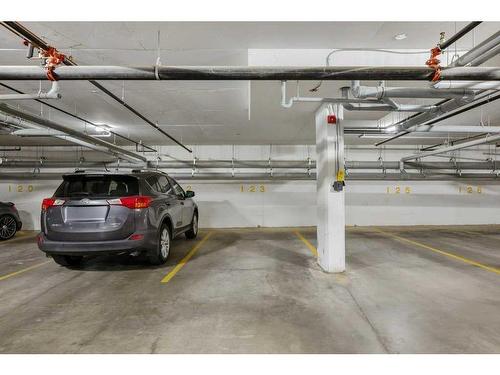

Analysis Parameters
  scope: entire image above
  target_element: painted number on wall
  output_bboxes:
[386,186,411,194]
[240,184,266,193]
[459,185,482,194]
[8,184,35,193]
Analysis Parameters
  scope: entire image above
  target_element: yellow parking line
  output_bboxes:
[374,228,500,276]
[161,231,214,283]
[0,231,37,245]
[293,231,318,257]
[0,260,51,282]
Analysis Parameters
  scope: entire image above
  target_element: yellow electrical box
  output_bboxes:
[336,169,345,182]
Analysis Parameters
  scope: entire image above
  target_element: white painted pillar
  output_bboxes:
[315,104,345,273]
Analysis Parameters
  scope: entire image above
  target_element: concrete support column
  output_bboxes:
[315,104,346,273]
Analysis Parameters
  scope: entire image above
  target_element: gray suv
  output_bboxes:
[37,170,198,267]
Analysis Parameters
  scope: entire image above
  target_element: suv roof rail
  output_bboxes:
[72,169,118,174]
[131,168,167,174]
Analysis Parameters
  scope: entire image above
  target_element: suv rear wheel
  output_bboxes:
[149,223,171,265]
[185,212,198,239]
[52,255,84,268]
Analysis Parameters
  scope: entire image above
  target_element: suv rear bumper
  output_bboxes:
[37,232,155,256]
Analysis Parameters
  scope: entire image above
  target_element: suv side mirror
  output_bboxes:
[185,190,195,198]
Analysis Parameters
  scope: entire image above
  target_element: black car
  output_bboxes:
[0,201,23,240]
[37,170,198,267]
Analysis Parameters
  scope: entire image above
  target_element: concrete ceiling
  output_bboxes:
[0,21,499,149]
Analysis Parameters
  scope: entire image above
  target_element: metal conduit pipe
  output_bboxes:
[280,81,386,108]
[374,91,500,146]
[341,87,438,112]
[451,31,500,67]
[12,128,110,137]
[380,97,438,112]
[0,159,496,171]
[0,104,147,163]
[433,81,500,90]
[0,65,498,81]
[1,118,118,158]
[401,133,500,162]
[345,125,500,134]
[378,96,475,139]
[467,43,500,67]
[350,80,477,99]
[0,171,497,181]
[52,136,110,154]
[343,102,438,112]
[394,91,499,135]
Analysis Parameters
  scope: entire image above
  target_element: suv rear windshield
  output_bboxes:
[54,175,139,198]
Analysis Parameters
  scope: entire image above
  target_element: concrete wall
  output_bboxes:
[2,178,499,230]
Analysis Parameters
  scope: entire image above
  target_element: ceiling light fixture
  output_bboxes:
[394,33,407,41]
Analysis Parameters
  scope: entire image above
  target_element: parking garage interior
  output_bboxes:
[0,15,499,361]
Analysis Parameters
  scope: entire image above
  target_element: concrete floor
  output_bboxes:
[0,225,499,353]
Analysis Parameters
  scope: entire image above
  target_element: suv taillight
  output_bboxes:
[107,196,152,209]
[41,198,65,211]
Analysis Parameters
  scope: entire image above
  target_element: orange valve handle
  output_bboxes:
[41,47,66,81]
[425,46,442,82]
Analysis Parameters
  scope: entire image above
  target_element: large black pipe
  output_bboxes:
[0,65,498,81]
[439,22,482,51]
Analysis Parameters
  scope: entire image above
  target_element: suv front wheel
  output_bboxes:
[149,223,171,265]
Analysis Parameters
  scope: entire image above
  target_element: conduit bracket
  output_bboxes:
[491,158,497,175]
[24,40,34,59]
[399,160,406,174]
[378,156,386,176]
[192,156,197,177]
[154,60,161,81]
